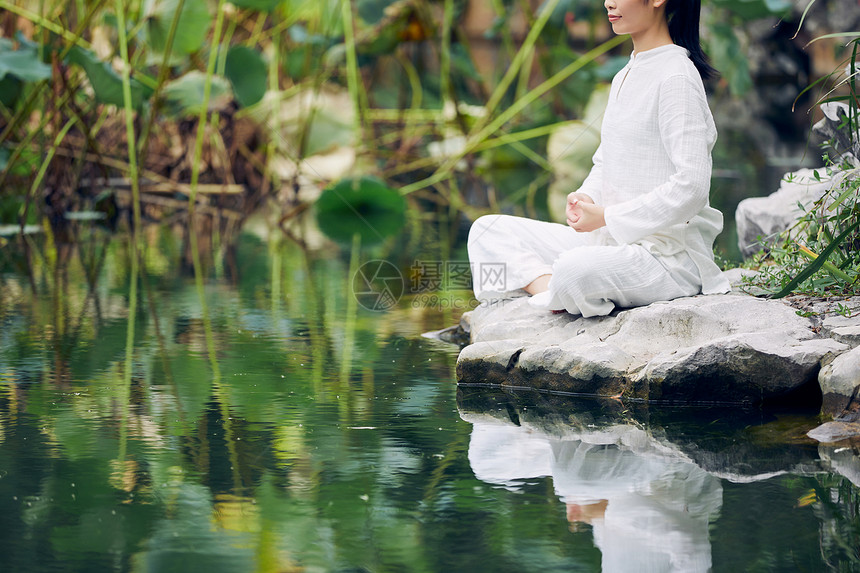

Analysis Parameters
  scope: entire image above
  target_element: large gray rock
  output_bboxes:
[812,102,860,165]
[808,421,860,444]
[821,310,860,347]
[456,291,849,405]
[818,345,860,418]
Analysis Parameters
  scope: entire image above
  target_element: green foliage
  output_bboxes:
[709,23,753,95]
[704,0,793,96]
[743,166,860,298]
[315,176,406,245]
[356,0,396,25]
[66,46,150,109]
[448,42,482,83]
[144,0,212,65]
[0,37,50,110]
[0,75,22,108]
[712,0,792,20]
[281,0,344,37]
[743,30,860,298]
[230,0,283,11]
[161,70,232,117]
[0,145,39,179]
[0,38,51,83]
[224,46,268,107]
[0,0,834,227]
[282,25,332,82]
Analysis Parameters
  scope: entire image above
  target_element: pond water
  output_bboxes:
[1,217,858,573]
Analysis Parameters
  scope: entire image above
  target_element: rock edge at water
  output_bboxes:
[451,274,860,439]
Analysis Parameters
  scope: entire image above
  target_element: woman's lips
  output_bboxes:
[608,14,620,23]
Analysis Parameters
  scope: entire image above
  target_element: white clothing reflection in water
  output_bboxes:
[464,415,723,573]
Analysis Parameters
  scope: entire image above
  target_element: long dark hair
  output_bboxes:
[665,0,718,81]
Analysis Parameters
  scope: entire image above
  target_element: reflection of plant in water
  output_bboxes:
[806,474,860,568]
[0,224,472,569]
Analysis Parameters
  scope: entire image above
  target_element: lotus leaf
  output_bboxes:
[162,71,233,117]
[225,46,268,107]
[66,46,149,109]
[144,0,211,65]
[0,41,51,83]
[315,176,405,245]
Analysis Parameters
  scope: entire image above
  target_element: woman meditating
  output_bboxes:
[468,0,730,316]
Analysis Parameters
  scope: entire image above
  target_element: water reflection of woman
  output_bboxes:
[552,436,722,572]
[464,416,723,573]
[467,417,554,490]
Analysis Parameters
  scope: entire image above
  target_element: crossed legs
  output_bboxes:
[468,214,698,317]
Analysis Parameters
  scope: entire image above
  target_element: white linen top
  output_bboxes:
[578,44,730,294]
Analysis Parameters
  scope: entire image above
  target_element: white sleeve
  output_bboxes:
[575,143,604,205]
[602,74,715,244]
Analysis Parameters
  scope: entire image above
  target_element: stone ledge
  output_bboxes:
[455,289,858,412]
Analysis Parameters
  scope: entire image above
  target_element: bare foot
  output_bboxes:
[524,274,552,295]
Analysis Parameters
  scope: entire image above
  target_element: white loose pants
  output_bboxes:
[467,214,701,317]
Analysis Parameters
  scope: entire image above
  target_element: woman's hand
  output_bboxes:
[566,192,606,232]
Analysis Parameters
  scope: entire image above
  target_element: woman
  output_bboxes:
[468,0,730,316]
